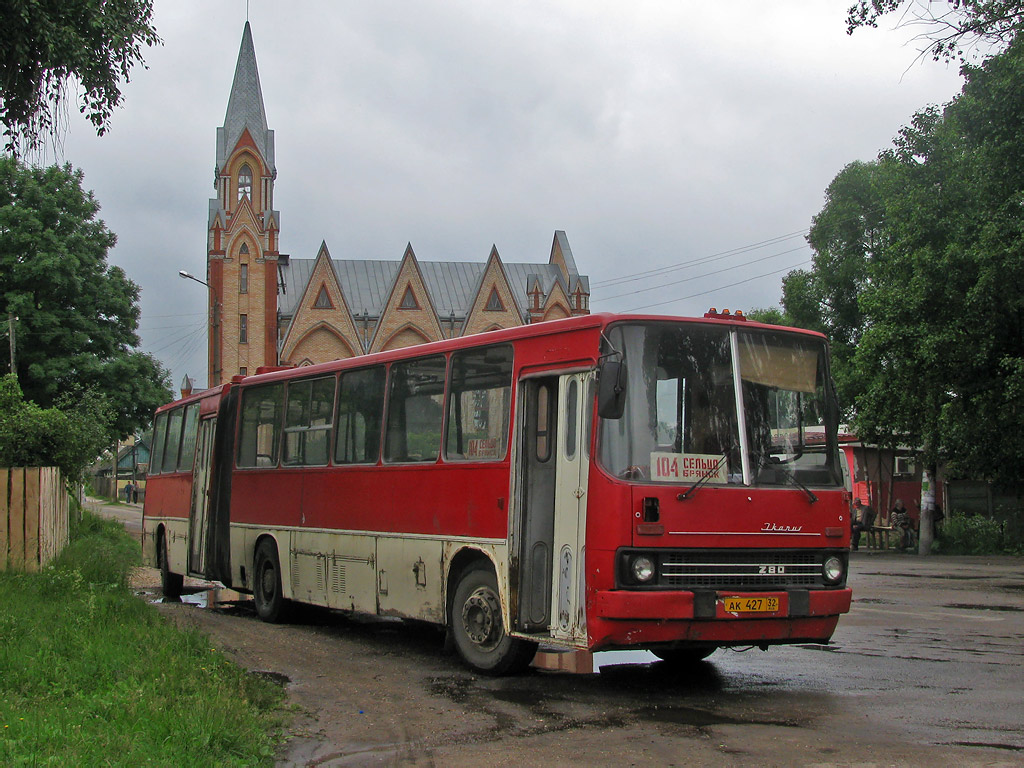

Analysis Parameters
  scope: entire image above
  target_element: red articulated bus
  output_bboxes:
[142,312,852,674]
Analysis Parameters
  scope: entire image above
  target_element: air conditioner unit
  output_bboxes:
[894,456,915,476]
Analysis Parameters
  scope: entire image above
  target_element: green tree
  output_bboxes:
[745,307,791,326]
[846,0,1024,62]
[787,38,1024,490]
[0,0,160,154]
[784,161,887,417]
[0,155,171,438]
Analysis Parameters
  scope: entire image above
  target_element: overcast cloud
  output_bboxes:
[52,1,966,391]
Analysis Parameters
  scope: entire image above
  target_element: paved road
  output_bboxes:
[95,502,1024,766]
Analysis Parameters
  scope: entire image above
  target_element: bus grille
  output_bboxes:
[658,550,824,589]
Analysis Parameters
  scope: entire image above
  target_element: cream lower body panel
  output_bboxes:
[141,516,189,574]
[229,523,507,627]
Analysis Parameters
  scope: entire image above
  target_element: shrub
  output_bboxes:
[938,513,1011,554]
[0,374,113,481]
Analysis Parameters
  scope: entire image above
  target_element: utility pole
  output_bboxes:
[111,440,118,502]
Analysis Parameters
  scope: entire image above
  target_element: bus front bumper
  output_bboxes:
[588,587,852,650]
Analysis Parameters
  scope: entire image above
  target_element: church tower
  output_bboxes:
[207,22,280,386]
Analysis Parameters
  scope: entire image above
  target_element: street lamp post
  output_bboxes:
[179,270,221,385]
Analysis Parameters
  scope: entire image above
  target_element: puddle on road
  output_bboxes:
[794,643,840,652]
[637,704,803,729]
[946,740,1023,752]
[943,603,1023,613]
[857,572,994,581]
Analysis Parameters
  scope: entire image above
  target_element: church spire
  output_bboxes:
[216,21,275,176]
[207,21,281,388]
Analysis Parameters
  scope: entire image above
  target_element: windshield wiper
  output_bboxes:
[677,454,729,501]
[782,469,818,504]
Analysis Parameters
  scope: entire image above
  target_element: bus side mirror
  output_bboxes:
[598,360,627,420]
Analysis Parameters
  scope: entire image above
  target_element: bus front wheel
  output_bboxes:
[253,539,289,623]
[158,530,183,599]
[450,564,537,675]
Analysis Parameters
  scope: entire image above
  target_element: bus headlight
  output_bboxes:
[630,555,656,584]
[822,555,844,585]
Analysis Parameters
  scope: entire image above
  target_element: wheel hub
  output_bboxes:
[462,586,502,647]
[260,564,275,598]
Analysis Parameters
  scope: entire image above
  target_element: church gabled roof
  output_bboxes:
[217,21,275,175]
[278,255,574,323]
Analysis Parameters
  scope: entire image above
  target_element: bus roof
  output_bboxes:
[156,311,827,405]
[233,311,826,387]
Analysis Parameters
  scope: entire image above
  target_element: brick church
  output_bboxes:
[205,22,591,388]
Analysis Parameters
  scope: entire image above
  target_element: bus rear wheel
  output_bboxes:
[652,647,716,664]
[158,530,183,599]
[450,564,537,675]
[253,539,289,623]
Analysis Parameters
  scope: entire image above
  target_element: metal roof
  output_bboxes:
[278,257,569,321]
[217,22,275,175]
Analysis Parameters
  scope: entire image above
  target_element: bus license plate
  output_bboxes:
[722,596,779,614]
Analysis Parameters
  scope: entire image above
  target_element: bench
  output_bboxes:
[867,525,897,550]
[867,524,918,550]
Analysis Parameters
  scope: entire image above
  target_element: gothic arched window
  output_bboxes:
[237,164,253,201]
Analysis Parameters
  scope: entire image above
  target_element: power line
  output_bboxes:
[599,244,809,303]
[591,229,809,289]
[622,259,811,313]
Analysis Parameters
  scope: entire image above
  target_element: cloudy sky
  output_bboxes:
[55,1,967,391]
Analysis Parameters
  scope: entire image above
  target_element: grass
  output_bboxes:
[0,508,287,766]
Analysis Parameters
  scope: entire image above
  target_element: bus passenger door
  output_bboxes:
[188,417,216,576]
[550,373,590,644]
[515,377,558,633]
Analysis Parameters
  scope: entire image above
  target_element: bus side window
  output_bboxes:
[283,377,335,466]
[150,411,168,476]
[177,403,200,472]
[536,384,552,462]
[445,344,512,461]
[565,379,578,460]
[335,366,385,464]
[385,355,446,463]
[238,384,284,468]
[162,407,185,473]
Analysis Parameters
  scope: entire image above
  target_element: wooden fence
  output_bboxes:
[1,467,69,572]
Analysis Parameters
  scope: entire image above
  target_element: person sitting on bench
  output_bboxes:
[851,498,876,550]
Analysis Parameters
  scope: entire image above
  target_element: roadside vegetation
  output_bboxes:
[936,514,1024,556]
[0,506,286,766]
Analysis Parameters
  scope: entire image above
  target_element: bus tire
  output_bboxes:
[253,539,289,623]
[450,564,537,676]
[652,647,716,664]
[158,530,183,599]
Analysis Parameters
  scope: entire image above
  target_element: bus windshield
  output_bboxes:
[597,321,842,487]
